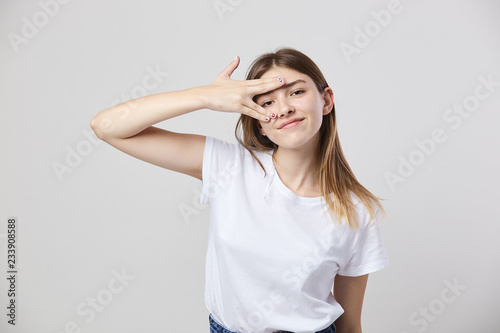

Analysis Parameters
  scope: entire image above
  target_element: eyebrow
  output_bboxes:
[255,79,307,100]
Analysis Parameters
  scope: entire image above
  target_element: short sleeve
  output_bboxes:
[199,136,242,206]
[337,208,389,277]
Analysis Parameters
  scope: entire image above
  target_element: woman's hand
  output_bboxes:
[202,56,285,122]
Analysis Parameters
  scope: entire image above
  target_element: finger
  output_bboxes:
[246,75,282,87]
[217,56,240,79]
[243,106,271,122]
[242,102,273,122]
[249,76,285,95]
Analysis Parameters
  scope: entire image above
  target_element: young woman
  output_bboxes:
[90,48,389,333]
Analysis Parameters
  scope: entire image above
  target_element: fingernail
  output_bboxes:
[277,77,283,83]
[234,55,238,61]
[270,113,276,118]
[265,117,270,122]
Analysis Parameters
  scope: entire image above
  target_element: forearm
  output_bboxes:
[333,318,362,333]
[90,85,208,141]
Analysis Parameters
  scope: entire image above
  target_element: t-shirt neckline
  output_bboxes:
[268,150,324,205]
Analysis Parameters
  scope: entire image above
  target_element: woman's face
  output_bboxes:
[254,66,333,150]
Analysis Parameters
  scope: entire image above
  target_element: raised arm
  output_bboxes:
[90,56,285,180]
[90,86,209,180]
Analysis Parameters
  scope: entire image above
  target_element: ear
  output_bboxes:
[322,87,334,116]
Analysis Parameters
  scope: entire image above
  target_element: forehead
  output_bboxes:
[260,66,311,82]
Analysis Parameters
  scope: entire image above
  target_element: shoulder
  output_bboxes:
[204,135,273,174]
[204,136,244,163]
[207,136,260,157]
[350,193,384,230]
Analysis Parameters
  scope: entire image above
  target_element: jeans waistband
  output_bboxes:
[209,314,336,333]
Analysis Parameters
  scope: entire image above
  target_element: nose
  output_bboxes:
[277,99,294,118]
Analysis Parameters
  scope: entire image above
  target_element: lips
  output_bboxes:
[278,118,304,129]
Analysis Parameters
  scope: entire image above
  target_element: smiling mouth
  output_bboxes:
[280,119,304,130]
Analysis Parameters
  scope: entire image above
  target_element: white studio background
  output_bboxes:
[1,0,499,332]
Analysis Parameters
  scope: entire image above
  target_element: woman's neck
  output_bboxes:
[273,144,320,197]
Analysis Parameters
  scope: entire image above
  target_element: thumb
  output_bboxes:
[217,56,240,79]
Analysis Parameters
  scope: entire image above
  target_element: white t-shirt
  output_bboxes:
[200,136,389,333]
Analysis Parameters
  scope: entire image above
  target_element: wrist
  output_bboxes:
[191,85,212,111]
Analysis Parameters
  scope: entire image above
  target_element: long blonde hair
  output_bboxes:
[235,48,386,229]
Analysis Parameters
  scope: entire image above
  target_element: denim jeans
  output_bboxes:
[209,313,337,333]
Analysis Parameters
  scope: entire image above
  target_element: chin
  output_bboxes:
[272,137,314,150]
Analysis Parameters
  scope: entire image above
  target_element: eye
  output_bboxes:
[292,89,305,96]
[261,101,273,107]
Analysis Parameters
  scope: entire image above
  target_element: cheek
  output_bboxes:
[258,121,270,135]
[260,118,276,130]
[306,97,325,117]
[296,96,318,111]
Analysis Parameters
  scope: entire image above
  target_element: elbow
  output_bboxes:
[90,115,111,141]
[89,117,104,141]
